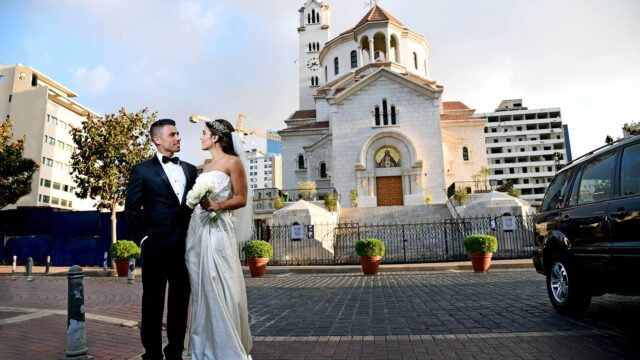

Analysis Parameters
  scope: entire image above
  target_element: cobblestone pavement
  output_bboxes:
[1,269,638,359]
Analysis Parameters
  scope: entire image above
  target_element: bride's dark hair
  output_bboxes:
[206,119,238,157]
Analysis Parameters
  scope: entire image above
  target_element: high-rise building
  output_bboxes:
[476,99,570,205]
[0,64,99,210]
[246,148,282,190]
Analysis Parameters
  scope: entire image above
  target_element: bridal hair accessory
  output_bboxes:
[207,120,230,134]
[188,114,230,134]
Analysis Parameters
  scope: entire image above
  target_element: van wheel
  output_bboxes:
[546,254,591,315]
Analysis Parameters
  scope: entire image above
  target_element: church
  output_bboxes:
[280,0,488,208]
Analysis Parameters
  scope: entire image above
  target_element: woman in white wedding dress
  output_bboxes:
[185,119,253,360]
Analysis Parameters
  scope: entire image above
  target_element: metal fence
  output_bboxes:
[241,215,536,265]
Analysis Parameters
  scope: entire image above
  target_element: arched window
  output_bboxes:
[390,105,397,125]
[374,106,381,126]
[311,9,316,23]
[298,154,305,169]
[325,66,328,82]
[308,43,312,52]
[382,99,389,125]
[413,52,418,70]
[308,13,311,24]
[463,147,469,161]
[350,50,357,68]
[319,162,327,179]
[310,77,314,86]
[334,57,339,75]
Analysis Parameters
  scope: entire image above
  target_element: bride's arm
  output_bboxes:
[205,157,248,212]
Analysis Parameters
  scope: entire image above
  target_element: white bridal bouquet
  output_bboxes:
[186,177,219,222]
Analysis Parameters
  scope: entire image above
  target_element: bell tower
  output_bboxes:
[298,0,330,110]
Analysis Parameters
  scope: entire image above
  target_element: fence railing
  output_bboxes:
[240,215,536,266]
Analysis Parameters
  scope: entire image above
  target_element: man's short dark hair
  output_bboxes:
[150,119,176,140]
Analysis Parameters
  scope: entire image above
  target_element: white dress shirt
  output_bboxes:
[157,153,186,203]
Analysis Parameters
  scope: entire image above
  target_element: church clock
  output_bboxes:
[306,57,320,71]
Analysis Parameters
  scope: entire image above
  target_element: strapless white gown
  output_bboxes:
[185,171,252,360]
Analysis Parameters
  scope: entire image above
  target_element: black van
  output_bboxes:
[533,134,640,314]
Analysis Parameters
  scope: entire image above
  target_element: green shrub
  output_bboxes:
[454,187,468,205]
[324,191,338,212]
[349,189,358,207]
[507,187,520,198]
[297,181,317,200]
[273,196,286,210]
[355,238,385,257]
[109,240,141,260]
[463,234,498,254]
[243,240,273,258]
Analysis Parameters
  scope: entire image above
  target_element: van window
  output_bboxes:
[620,142,640,196]
[540,169,573,212]
[572,152,616,205]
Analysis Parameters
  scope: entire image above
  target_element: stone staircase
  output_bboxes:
[339,204,453,225]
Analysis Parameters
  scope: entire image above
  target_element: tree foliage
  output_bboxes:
[70,108,156,243]
[0,118,39,209]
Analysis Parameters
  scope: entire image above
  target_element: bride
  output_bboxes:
[185,119,253,360]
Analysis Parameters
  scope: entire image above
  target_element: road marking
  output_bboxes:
[0,306,139,327]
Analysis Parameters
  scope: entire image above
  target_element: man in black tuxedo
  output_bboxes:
[125,119,197,360]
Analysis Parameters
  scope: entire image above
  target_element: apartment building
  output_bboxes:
[246,148,282,190]
[475,99,572,206]
[0,64,99,210]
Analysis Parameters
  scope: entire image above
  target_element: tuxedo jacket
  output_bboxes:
[124,156,198,247]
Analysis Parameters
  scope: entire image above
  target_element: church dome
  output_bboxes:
[319,5,432,84]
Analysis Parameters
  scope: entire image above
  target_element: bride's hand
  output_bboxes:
[200,198,221,212]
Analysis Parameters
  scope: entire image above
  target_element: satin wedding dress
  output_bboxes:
[185,170,252,360]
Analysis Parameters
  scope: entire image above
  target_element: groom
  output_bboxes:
[125,119,197,360]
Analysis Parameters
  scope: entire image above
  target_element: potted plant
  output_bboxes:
[109,240,141,277]
[282,192,290,202]
[243,240,273,277]
[454,187,468,205]
[324,191,338,212]
[463,234,498,272]
[349,189,358,207]
[355,238,385,275]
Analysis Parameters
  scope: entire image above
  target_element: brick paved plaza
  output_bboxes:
[1,269,639,359]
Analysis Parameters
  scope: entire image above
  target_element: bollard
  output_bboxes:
[12,255,17,275]
[102,252,108,272]
[65,266,93,360]
[26,257,33,281]
[45,255,51,274]
[127,258,135,284]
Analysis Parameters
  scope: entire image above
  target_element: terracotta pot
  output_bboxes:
[114,259,130,277]
[360,256,382,275]
[247,258,269,277]
[469,253,493,272]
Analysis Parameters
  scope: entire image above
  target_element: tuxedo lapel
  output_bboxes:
[180,162,191,205]
[152,156,180,205]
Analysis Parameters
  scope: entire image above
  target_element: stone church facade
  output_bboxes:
[280,0,487,208]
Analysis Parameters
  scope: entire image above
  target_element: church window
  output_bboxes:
[308,13,311,24]
[334,57,339,75]
[319,162,327,179]
[463,147,469,161]
[297,154,306,169]
[350,50,357,68]
[413,52,418,70]
[390,105,397,125]
[382,99,389,125]
[308,43,312,52]
[374,106,381,126]
[311,9,316,23]
[325,66,328,82]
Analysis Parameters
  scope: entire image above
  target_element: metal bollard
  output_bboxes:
[12,255,17,275]
[65,266,93,360]
[102,252,108,272]
[127,258,135,284]
[45,255,51,274]
[26,257,33,281]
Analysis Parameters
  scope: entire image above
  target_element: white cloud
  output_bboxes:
[179,1,218,33]
[70,66,113,94]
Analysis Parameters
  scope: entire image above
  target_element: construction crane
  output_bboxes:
[189,113,280,142]
[235,113,281,142]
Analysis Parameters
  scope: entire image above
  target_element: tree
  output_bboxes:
[70,108,156,244]
[0,118,39,209]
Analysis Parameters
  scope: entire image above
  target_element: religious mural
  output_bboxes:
[375,146,401,168]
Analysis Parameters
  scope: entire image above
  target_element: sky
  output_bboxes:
[1,0,639,164]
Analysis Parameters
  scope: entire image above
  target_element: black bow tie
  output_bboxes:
[162,155,180,164]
